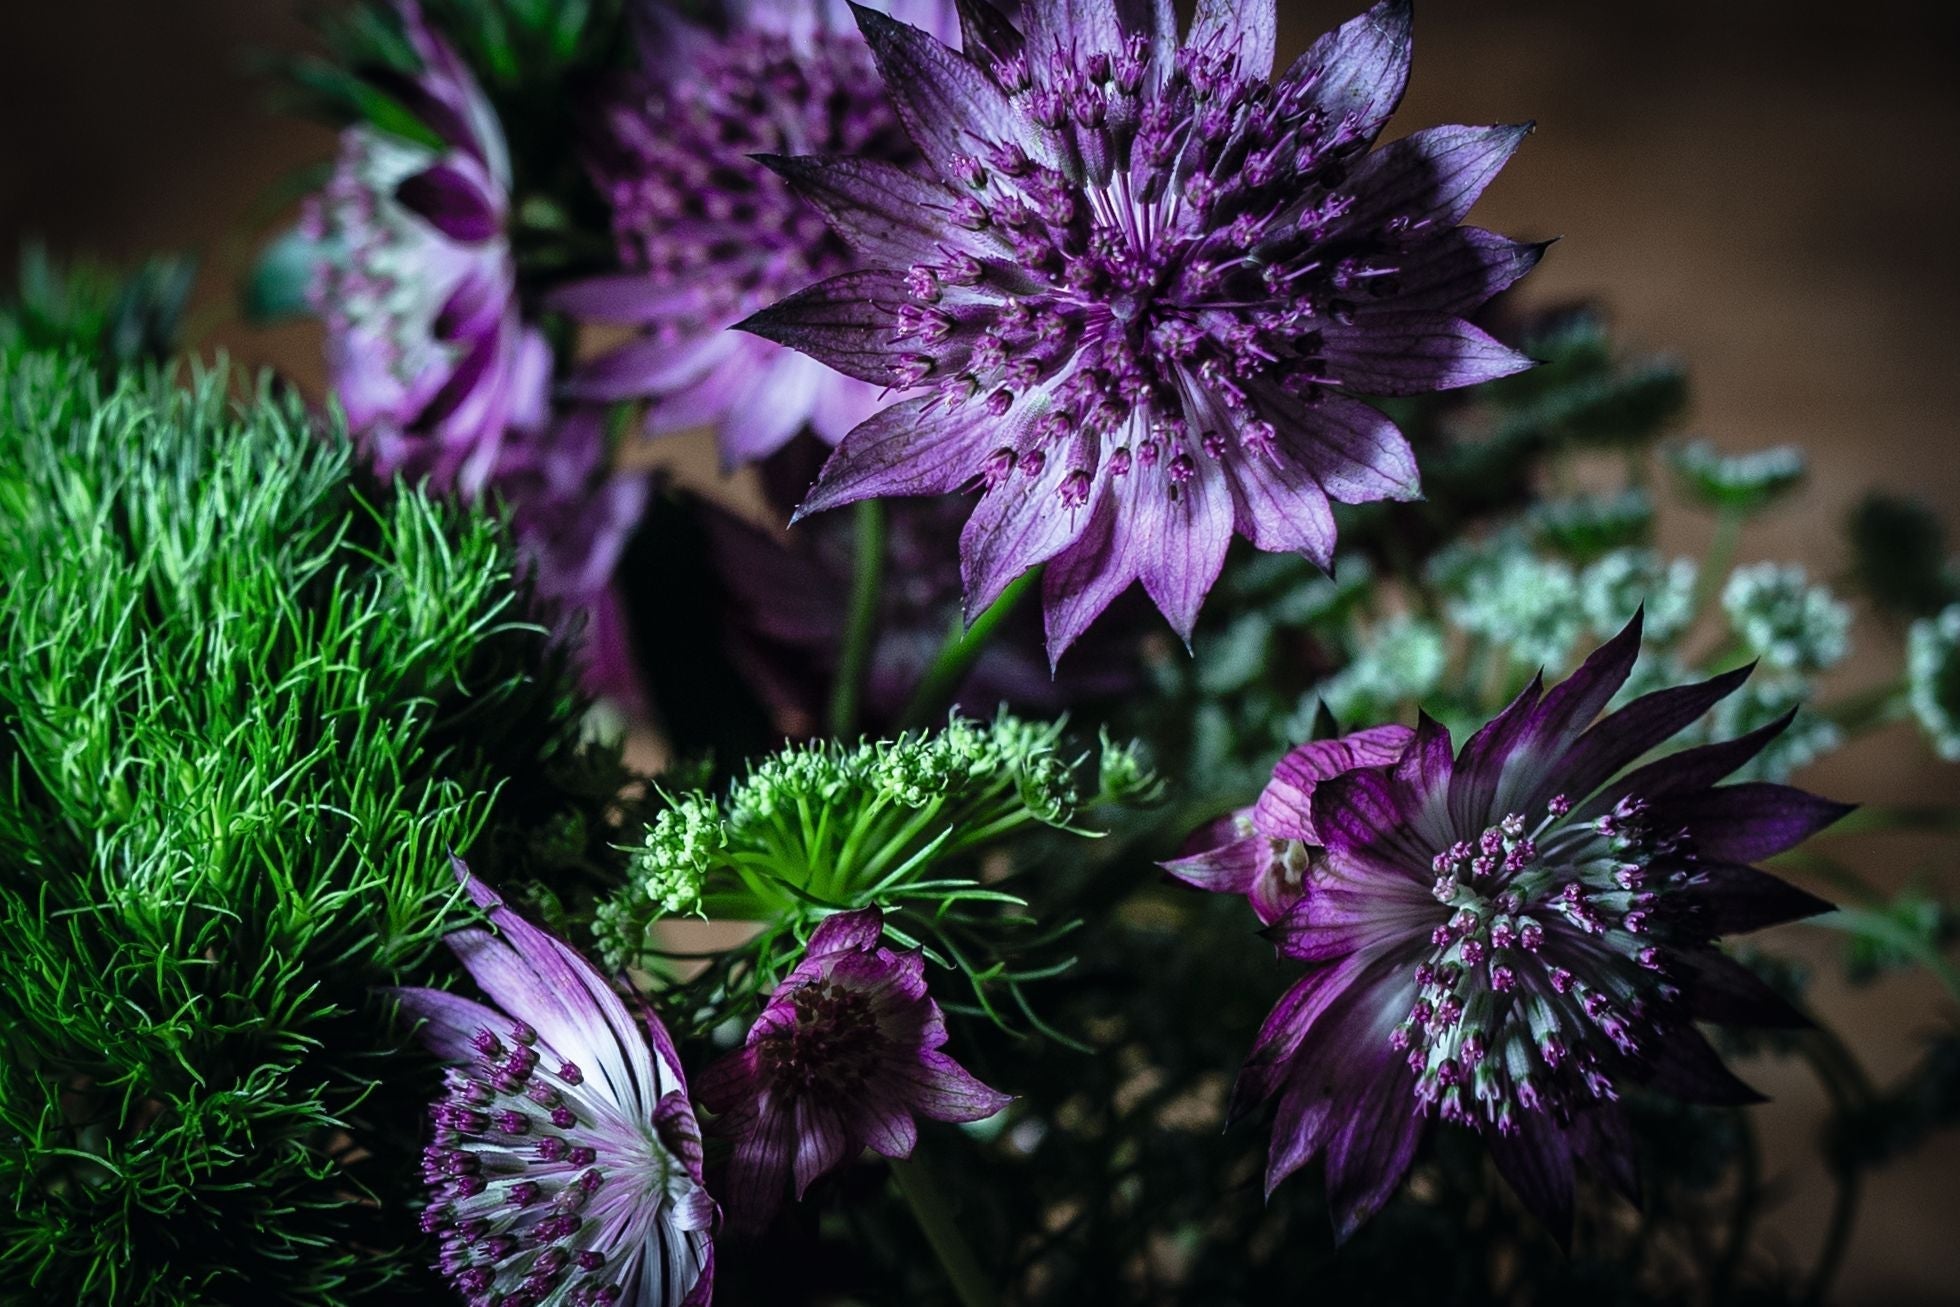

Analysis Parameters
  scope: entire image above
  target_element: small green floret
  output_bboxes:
[1670,439,1807,514]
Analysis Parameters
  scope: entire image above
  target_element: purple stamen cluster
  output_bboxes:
[392,860,715,1307]
[1221,615,1851,1243]
[1394,795,1686,1136]
[556,1,962,465]
[745,0,1542,656]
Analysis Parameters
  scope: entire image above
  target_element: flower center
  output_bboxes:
[602,29,910,320]
[1390,794,1690,1134]
[756,977,889,1097]
[421,1021,670,1307]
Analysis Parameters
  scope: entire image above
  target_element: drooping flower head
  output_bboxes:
[743,0,1541,658]
[695,906,1011,1231]
[1225,616,1850,1242]
[301,1,549,498]
[392,859,715,1306]
[1167,725,1413,925]
[555,0,967,467]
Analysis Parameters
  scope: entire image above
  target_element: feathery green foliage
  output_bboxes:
[0,353,622,1304]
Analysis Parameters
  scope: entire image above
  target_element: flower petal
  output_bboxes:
[395,161,500,243]
[1681,860,1836,934]
[1336,122,1533,238]
[1280,0,1413,150]
[1188,0,1276,81]
[960,429,1101,613]
[807,906,887,956]
[1390,228,1551,316]
[736,270,915,386]
[852,5,1019,178]
[1253,389,1421,506]
[1652,782,1853,864]
[796,395,1004,520]
[1487,1114,1576,1249]
[1321,311,1536,396]
[901,1049,1012,1121]
[762,154,993,267]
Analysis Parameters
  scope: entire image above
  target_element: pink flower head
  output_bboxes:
[696,906,1011,1231]
[1165,724,1414,925]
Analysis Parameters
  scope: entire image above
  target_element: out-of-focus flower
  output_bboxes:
[1909,604,1960,761]
[1580,548,1697,644]
[1313,614,1448,727]
[743,0,1540,658]
[1707,677,1843,782]
[1166,726,1413,925]
[555,0,964,468]
[1231,617,1848,1241]
[391,858,716,1307]
[302,1,547,498]
[490,406,651,707]
[1723,562,1852,673]
[1437,539,1582,670]
[1669,439,1806,515]
[696,906,1010,1231]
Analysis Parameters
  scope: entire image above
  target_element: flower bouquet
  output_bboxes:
[4,2,1958,1304]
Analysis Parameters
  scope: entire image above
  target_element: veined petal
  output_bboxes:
[1390,228,1551,316]
[960,429,1102,614]
[1257,392,1421,506]
[1321,311,1537,396]
[1656,783,1855,864]
[1134,453,1233,643]
[1280,0,1413,150]
[1336,122,1533,237]
[852,5,1019,178]
[737,270,916,386]
[762,154,996,267]
[1189,0,1277,81]
[796,395,1005,520]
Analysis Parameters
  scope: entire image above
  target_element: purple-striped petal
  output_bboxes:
[1280,0,1413,152]
[1321,312,1537,396]
[395,162,500,242]
[737,270,915,385]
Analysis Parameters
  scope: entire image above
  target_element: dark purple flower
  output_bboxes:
[554,0,967,468]
[699,439,1145,734]
[1166,724,1413,925]
[1227,615,1849,1243]
[392,858,715,1306]
[742,0,1541,658]
[695,906,1010,1231]
[302,1,548,498]
[491,406,651,709]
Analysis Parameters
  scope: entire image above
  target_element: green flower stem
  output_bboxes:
[889,1150,998,1307]
[1795,1023,1877,1307]
[900,568,1041,729]
[1692,504,1745,621]
[829,500,889,739]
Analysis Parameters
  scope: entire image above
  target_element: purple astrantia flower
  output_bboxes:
[553,0,966,468]
[392,858,715,1306]
[695,906,1010,1232]
[741,0,1541,659]
[491,407,651,710]
[302,0,548,498]
[1229,615,1850,1243]
[1166,724,1413,925]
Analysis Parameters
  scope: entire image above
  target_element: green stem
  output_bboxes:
[1805,1167,1862,1307]
[829,499,889,739]
[1794,1023,1877,1307]
[1713,1113,1762,1301]
[1692,505,1745,622]
[889,1151,998,1307]
[900,568,1040,729]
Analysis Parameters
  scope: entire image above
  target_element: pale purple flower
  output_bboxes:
[553,0,967,468]
[392,859,715,1306]
[742,0,1541,658]
[1225,615,1851,1243]
[490,407,651,709]
[302,1,548,498]
[1166,724,1413,925]
[695,906,1010,1231]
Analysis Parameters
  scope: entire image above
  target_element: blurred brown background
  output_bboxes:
[4,0,1957,1299]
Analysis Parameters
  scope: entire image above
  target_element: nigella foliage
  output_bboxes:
[0,353,626,1303]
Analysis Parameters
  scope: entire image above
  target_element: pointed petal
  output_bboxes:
[1322,312,1536,396]
[1537,665,1754,811]
[1258,392,1421,506]
[1226,442,1338,566]
[736,270,914,385]
[1643,1025,1764,1105]
[1135,455,1233,642]
[1324,1047,1424,1241]
[1389,228,1551,316]
[1281,1,1413,150]
[796,395,1003,519]
[563,332,736,402]
[388,985,506,1062]
[762,154,988,266]
[1580,708,1800,821]
[852,5,1019,177]
[1448,674,1544,833]
[1488,1116,1576,1248]
[960,431,1101,613]
[807,906,886,956]
[791,1098,855,1197]
[1041,488,1138,663]
[1337,122,1533,237]
[546,272,704,325]
[1654,783,1855,864]
[956,0,1023,66]
[1677,949,1811,1028]
[902,1050,1012,1121]
[1682,862,1836,935]
[726,1105,795,1232]
[1569,1104,1642,1206]
[1162,834,1267,897]
[1189,0,1276,80]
